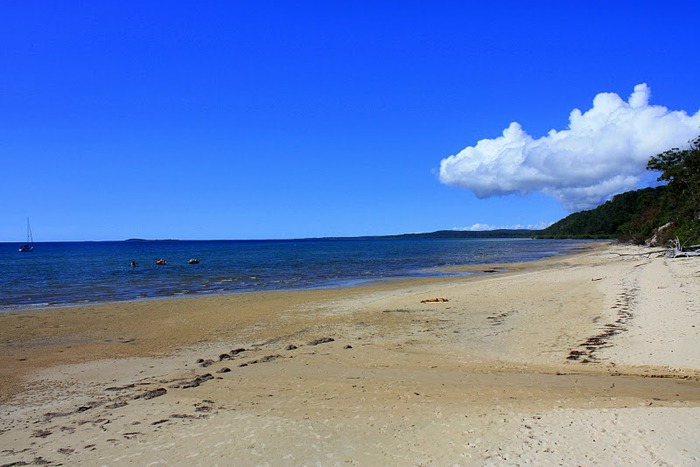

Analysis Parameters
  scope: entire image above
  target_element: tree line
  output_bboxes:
[540,135,700,246]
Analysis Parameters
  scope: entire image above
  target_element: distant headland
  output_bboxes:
[123,230,537,242]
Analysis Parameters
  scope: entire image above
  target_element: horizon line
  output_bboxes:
[1,228,542,244]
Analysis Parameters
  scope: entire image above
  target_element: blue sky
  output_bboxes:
[2,1,700,241]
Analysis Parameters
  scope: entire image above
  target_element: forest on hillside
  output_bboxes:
[540,135,700,246]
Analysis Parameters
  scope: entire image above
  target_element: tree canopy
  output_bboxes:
[541,134,700,246]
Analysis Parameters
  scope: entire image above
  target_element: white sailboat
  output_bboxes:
[19,218,34,252]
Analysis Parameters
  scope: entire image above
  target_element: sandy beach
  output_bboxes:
[1,242,699,465]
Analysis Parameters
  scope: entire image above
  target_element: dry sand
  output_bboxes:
[1,243,699,465]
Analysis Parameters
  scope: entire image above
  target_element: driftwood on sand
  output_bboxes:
[613,238,700,259]
[612,249,667,258]
[668,238,700,258]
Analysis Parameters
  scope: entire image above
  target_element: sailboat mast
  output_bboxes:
[19,218,34,252]
[27,218,33,243]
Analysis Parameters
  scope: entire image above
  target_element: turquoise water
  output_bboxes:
[2,238,585,311]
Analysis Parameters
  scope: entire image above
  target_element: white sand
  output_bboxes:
[1,243,699,465]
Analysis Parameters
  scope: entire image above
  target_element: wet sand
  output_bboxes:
[1,243,699,465]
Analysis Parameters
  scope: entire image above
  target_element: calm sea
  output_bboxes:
[1,238,585,311]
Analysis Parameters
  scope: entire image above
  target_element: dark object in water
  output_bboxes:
[188,258,200,264]
[19,218,34,252]
[155,259,167,265]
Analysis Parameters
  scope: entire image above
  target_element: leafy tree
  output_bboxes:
[647,134,700,245]
[647,135,700,216]
[540,187,666,241]
[538,134,700,245]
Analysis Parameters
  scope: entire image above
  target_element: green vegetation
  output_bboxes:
[646,135,700,245]
[540,135,700,246]
[539,186,667,241]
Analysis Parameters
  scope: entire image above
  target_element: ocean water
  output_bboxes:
[1,238,585,311]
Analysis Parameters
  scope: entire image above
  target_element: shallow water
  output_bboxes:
[1,238,585,310]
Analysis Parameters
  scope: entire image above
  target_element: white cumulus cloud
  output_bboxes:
[439,84,700,211]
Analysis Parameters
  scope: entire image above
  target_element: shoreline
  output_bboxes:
[1,242,699,464]
[0,270,481,315]
[1,238,591,314]
[0,243,603,401]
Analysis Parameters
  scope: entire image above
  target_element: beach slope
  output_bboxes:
[1,243,699,465]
